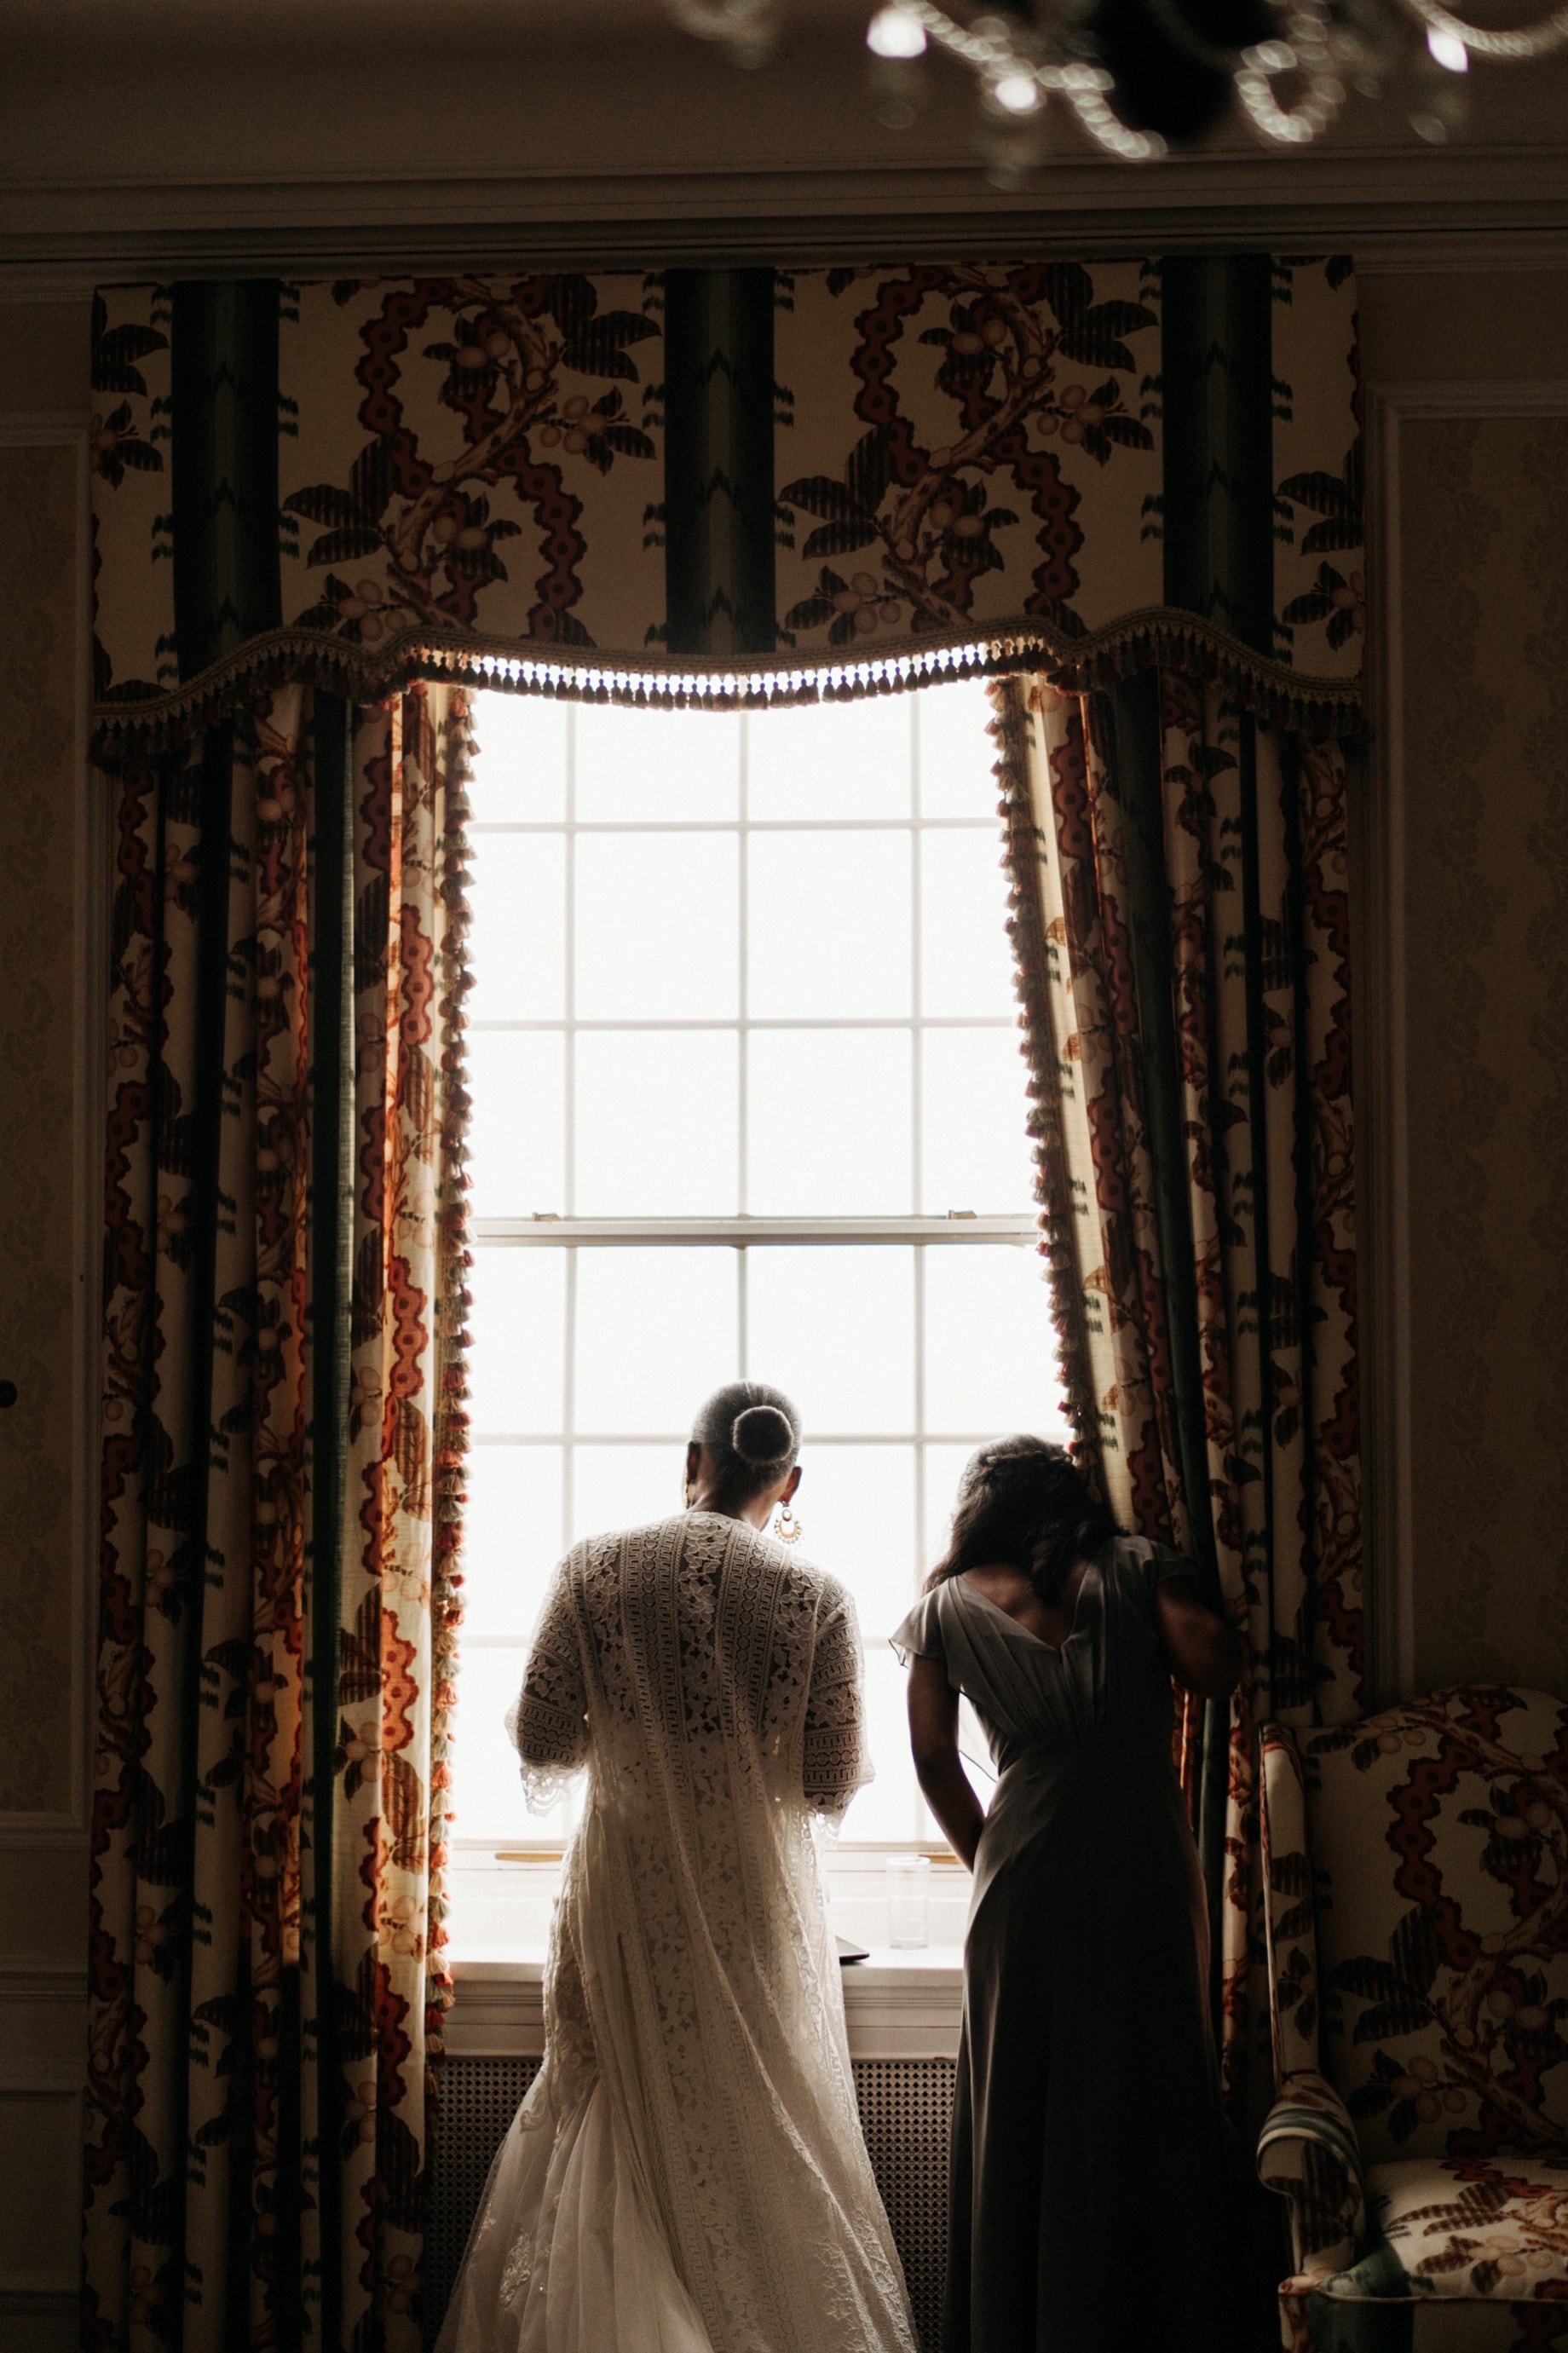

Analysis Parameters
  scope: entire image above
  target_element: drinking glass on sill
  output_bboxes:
[885,1852,931,1950]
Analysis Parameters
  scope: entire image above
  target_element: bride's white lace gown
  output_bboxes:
[437,1510,918,2353]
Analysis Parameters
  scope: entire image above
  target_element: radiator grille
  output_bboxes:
[854,2056,954,2351]
[426,2056,954,2350]
[426,2055,545,2342]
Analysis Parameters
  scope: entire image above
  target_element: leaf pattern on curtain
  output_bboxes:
[281,278,662,660]
[776,262,1162,652]
[89,266,1363,697]
[992,668,1361,2122]
[335,689,471,2337]
[1272,257,1363,672]
[85,680,470,2351]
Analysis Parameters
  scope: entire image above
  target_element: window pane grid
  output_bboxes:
[457,683,1060,1852]
[465,699,1023,1229]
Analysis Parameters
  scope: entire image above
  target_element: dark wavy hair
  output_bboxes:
[924,1436,1118,1608]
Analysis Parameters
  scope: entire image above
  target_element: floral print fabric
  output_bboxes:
[994,667,1363,2128]
[1298,1690,1568,2166]
[1260,1688,1568,2347]
[89,264,1362,700]
[1369,2154,1568,2298]
[85,682,471,2351]
[1261,1724,1324,2087]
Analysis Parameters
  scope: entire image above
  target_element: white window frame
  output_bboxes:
[456,692,1046,1868]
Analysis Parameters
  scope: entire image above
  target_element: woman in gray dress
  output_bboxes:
[894,1437,1241,2353]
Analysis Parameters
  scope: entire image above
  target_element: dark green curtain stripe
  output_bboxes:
[1147,262,1283,1942]
[171,281,284,683]
[1101,672,1233,1987]
[143,758,194,2327]
[662,269,778,656]
[1280,733,1323,1710]
[1104,675,1221,1614]
[197,723,257,2352]
[1236,718,1277,1686]
[307,689,355,2353]
[1159,257,1276,657]
[154,727,237,2336]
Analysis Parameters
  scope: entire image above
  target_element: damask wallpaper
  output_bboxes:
[1401,413,1568,1694]
[0,438,79,1814]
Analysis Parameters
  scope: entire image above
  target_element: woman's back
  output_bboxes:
[525,1514,871,2070]
[897,1522,1233,2353]
[522,1510,865,1833]
[446,1510,916,2353]
[905,1536,1179,1761]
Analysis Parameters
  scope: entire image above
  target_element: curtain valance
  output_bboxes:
[90,259,1363,741]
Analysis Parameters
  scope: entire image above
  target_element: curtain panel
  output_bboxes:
[992,668,1361,2125]
[86,682,471,2352]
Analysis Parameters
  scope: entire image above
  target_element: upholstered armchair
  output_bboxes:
[1258,1687,1568,2352]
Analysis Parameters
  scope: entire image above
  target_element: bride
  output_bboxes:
[437,1381,918,2353]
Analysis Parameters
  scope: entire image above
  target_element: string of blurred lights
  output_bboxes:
[669,0,1568,162]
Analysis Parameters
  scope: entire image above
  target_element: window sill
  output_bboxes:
[447,1848,972,1953]
[445,1946,966,2061]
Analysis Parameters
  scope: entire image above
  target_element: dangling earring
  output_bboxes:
[774,1502,802,1545]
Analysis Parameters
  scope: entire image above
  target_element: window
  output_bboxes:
[453,679,1069,1863]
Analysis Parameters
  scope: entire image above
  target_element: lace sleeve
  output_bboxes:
[504,1558,590,1815]
[802,1580,870,1829]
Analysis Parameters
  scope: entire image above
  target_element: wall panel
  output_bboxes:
[0,327,94,2353]
[1398,408,1568,1694]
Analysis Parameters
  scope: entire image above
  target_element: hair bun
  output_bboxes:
[731,1403,793,1465]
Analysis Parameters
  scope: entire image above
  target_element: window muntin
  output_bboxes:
[453,682,1069,1855]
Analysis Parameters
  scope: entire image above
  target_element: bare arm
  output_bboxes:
[907,1652,986,1871]
[1154,1574,1242,1700]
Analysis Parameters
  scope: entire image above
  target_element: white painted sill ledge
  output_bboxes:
[447,1948,966,2062]
[445,1851,969,2061]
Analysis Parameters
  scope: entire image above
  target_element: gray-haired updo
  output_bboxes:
[690,1380,802,1497]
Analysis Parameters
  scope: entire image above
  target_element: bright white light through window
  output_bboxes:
[453,679,1070,1854]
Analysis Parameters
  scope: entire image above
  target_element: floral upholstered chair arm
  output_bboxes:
[1258,2070,1368,2281]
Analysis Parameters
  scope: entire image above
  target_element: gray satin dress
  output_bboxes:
[893,1538,1234,2353]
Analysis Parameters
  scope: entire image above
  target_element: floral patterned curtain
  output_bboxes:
[993,666,1363,2127]
[89,262,1361,710]
[85,680,470,2352]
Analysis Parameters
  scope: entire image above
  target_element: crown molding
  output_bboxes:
[1354,234,1568,274]
[2,147,1567,290]
[6,234,1564,303]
